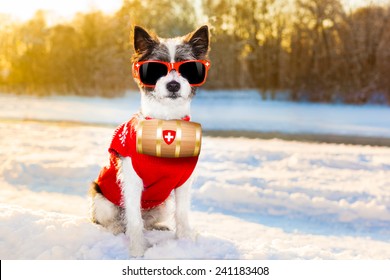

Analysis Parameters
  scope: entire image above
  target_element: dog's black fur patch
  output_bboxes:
[89,181,102,196]
[184,25,210,59]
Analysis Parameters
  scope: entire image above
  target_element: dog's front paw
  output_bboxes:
[128,232,148,257]
[129,237,147,257]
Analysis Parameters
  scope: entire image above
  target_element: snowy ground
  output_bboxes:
[1,92,390,259]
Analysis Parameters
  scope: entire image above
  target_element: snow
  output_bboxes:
[1,91,390,259]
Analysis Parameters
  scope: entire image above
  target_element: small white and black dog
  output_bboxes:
[89,25,210,257]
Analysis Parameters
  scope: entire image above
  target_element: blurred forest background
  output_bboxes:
[0,0,390,104]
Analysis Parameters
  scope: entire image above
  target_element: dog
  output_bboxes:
[89,25,210,257]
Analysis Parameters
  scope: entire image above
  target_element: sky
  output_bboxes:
[0,0,389,22]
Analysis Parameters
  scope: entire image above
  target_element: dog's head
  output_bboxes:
[132,26,210,119]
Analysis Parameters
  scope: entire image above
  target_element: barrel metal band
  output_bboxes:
[156,120,163,157]
[136,121,144,154]
[175,120,182,158]
[193,124,201,156]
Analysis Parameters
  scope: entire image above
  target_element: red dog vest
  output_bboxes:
[96,116,198,210]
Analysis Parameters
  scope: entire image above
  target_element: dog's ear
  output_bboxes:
[133,26,158,54]
[185,25,210,59]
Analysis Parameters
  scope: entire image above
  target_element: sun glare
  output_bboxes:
[343,0,390,9]
[0,0,123,21]
[1,0,389,22]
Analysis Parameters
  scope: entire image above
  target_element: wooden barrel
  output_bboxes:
[136,119,202,158]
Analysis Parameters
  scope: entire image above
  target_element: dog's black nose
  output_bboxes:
[166,81,180,92]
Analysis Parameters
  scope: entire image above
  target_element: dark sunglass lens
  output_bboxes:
[179,62,206,84]
[139,62,168,85]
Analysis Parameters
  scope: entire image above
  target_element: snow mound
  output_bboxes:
[2,203,390,260]
[0,204,240,260]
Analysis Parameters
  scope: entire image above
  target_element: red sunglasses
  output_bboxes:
[132,60,211,87]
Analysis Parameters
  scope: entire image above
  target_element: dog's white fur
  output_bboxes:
[91,26,209,257]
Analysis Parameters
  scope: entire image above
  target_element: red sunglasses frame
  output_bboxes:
[132,60,211,88]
